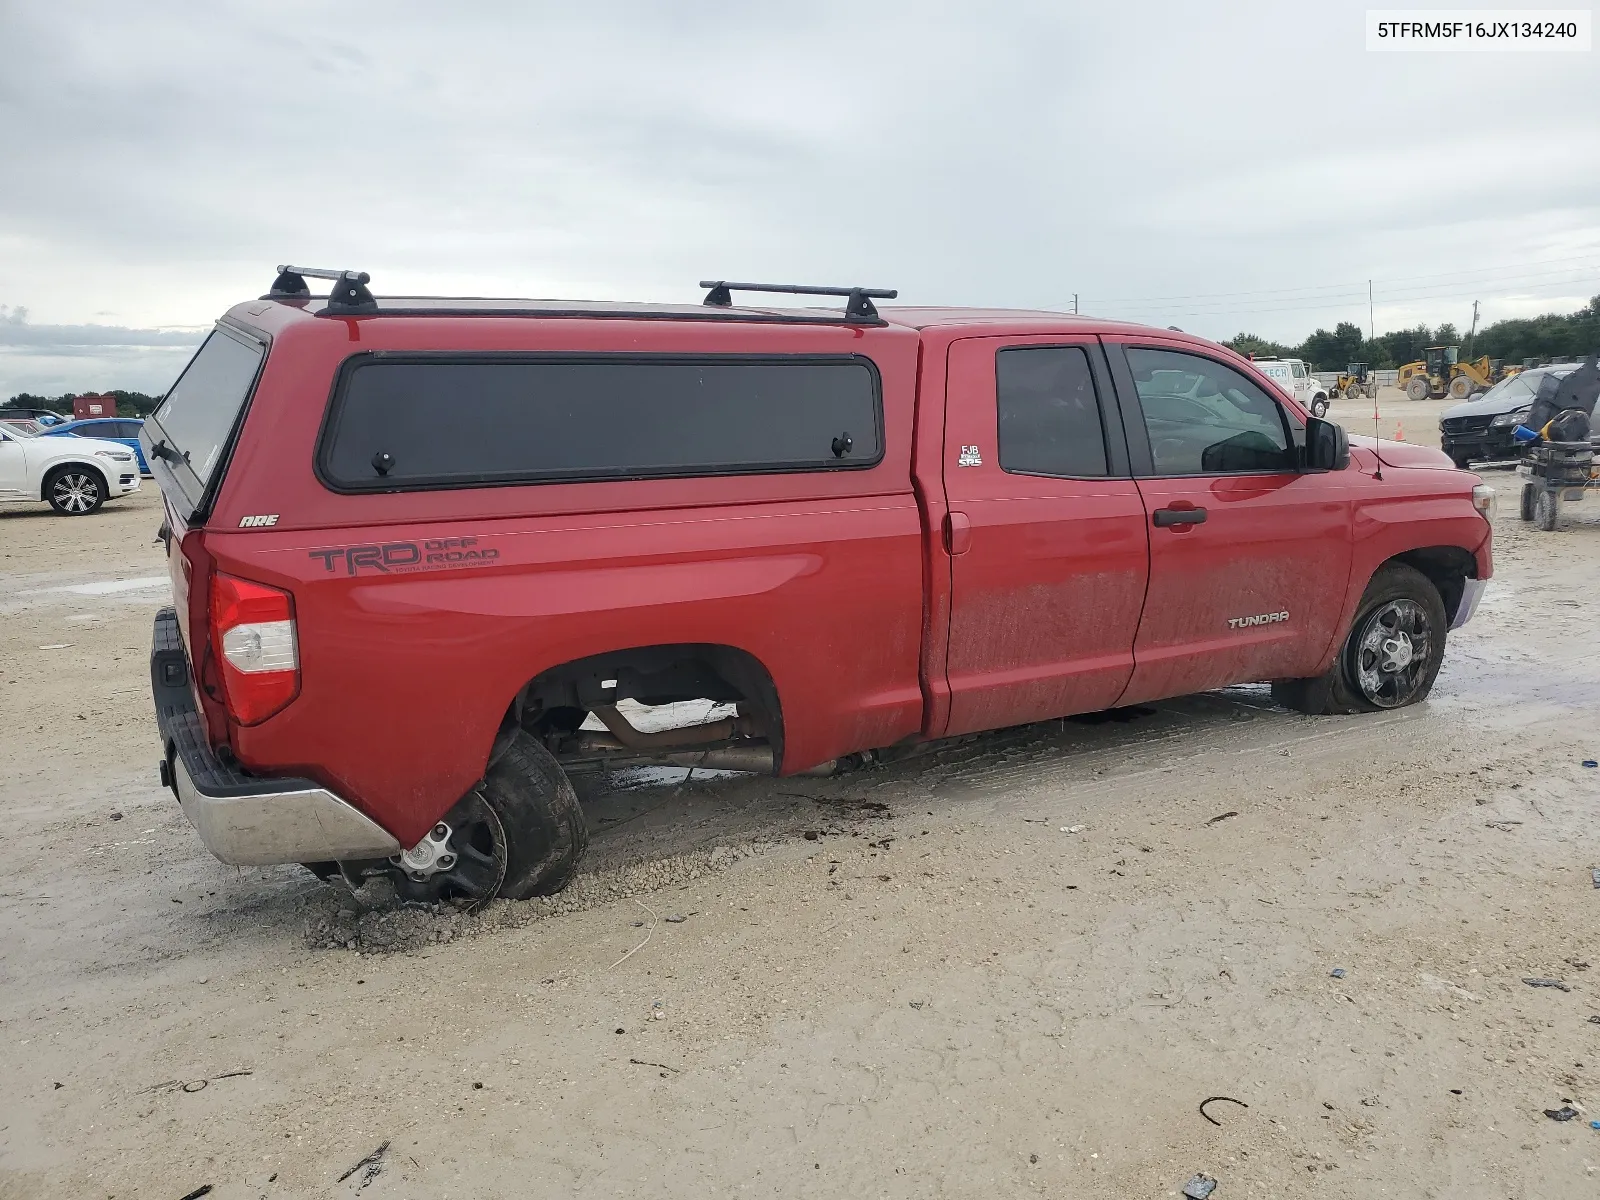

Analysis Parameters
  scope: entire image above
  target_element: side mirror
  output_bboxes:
[1304,416,1350,471]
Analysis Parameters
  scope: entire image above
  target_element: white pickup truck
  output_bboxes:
[1252,357,1331,418]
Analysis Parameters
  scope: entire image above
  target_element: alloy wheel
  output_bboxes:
[51,472,101,514]
[1352,599,1433,708]
[387,789,508,909]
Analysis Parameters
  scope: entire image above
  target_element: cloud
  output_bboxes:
[0,307,202,395]
[0,307,204,349]
[0,0,1594,383]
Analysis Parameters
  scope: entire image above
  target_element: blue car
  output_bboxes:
[41,417,151,475]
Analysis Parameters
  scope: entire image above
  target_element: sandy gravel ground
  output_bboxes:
[3,459,1600,1200]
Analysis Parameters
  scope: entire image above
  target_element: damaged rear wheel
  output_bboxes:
[388,788,509,908]
[377,730,587,907]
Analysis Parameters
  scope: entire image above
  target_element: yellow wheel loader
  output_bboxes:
[1333,362,1374,400]
[1399,346,1457,401]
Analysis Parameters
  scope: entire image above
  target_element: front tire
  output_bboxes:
[1272,563,1448,715]
[1311,396,1329,418]
[1448,376,1473,399]
[1450,451,1473,470]
[45,466,106,515]
[1520,482,1537,522]
[1405,377,1430,402]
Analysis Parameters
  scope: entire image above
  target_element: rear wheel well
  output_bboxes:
[508,644,783,763]
[1386,546,1477,623]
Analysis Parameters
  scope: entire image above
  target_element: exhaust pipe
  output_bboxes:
[566,731,834,777]
[591,704,738,750]
[665,745,836,777]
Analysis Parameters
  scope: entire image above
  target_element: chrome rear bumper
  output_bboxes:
[150,608,399,866]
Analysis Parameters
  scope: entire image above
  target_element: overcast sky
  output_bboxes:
[2,0,1596,396]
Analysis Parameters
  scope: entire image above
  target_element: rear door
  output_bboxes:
[1105,342,1353,704]
[940,336,1149,735]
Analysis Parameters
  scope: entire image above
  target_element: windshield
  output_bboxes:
[1479,368,1570,407]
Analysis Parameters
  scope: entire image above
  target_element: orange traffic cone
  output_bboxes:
[1393,422,1405,442]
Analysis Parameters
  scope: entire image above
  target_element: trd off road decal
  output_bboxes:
[308,536,500,575]
[1228,610,1289,630]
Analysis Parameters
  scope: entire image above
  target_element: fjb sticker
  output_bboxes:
[957,444,983,467]
[307,536,499,576]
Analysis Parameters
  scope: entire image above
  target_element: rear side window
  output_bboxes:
[146,326,265,501]
[996,346,1108,478]
[318,355,883,491]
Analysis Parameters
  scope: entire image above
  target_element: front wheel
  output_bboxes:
[1272,563,1448,715]
[45,467,105,515]
[1310,397,1329,418]
[1520,482,1537,522]
[1450,451,1474,470]
[1405,377,1430,402]
[1448,376,1473,399]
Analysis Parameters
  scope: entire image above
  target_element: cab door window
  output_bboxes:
[996,346,1109,478]
[1126,348,1293,475]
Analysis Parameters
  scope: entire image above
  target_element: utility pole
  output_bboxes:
[1466,299,1480,355]
[1368,279,1374,342]
[1072,293,1079,315]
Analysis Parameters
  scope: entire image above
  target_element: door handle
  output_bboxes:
[1152,506,1207,528]
[943,511,972,556]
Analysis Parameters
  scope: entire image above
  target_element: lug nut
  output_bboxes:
[433,824,449,839]
[438,855,454,869]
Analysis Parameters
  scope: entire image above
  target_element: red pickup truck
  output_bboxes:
[143,270,1494,904]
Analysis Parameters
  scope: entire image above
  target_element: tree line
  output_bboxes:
[1225,294,1600,372]
[9,295,1597,408]
[4,389,163,418]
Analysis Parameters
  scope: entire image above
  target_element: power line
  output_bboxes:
[1088,271,1598,321]
[1082,251,1600,305]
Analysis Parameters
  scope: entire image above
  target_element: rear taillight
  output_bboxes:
[210,572,299,725]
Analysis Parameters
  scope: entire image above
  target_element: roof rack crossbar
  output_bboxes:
[267,265,377,315]
[698,281,897,322]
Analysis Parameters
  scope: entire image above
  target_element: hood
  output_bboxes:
[1441,392,1524,420]
[31,434,137,461]
[1348,434,1456,470]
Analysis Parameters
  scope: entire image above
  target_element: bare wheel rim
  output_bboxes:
[52,472,100,513]
[1352,599,1433,708]
[389,788,507,909]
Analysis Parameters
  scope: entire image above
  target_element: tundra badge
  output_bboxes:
[1228,610,1289,629]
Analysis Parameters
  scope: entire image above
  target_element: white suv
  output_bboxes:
[0,421,141,514]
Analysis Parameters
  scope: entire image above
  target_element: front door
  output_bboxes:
[940,336,1150,736]
[1105,342,1354,705]
[0,432,27,495]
